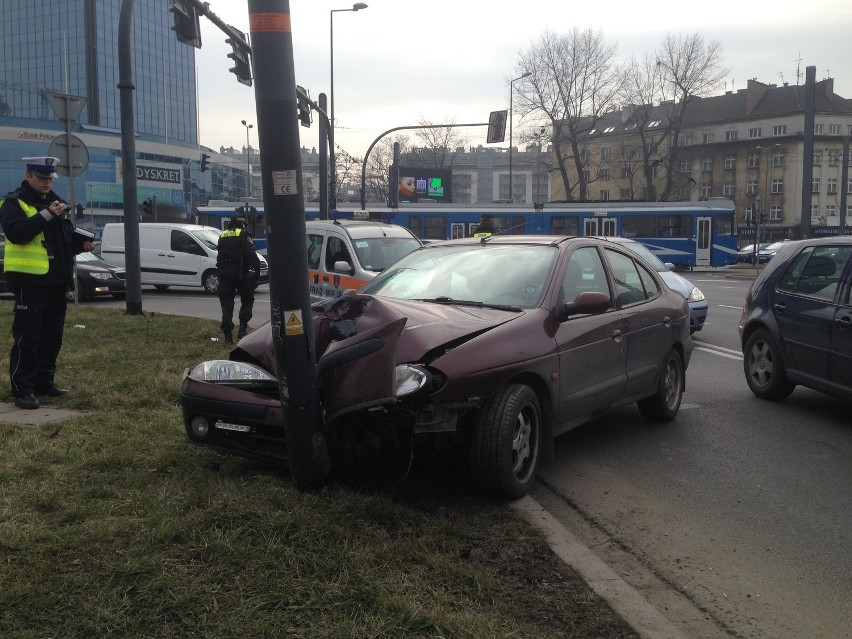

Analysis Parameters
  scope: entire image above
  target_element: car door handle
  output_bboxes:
[662,315,672,327]
[773,303,786,314]
[837,315,852,330]
[611,329,622,340]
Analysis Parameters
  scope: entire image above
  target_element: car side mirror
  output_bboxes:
[560,291,611,320]
[334,260,353,275]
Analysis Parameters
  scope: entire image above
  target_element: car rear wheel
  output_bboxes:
[471,383,541,499]
[202,270,220,295]
[743,329,795,400]
[637,348,684,422]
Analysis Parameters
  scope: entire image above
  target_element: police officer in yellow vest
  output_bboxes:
[216,212,260,344]
[0,157,94,409]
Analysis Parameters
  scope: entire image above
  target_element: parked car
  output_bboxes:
[737,243,769,264]
[757,240,790,263]
[597,237,708,333]
[0,240,125,300]
[180,235,694,499]
[739,236,852,401]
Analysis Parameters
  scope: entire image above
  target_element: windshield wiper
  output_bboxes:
[416,297,523,312]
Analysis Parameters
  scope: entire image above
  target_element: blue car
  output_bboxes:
[739,237,852,401]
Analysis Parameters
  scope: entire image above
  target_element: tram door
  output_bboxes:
[696,216,711,266]
[451,223,466,239]
[583,218,616,237]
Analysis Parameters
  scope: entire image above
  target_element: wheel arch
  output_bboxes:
[497,371,554,465]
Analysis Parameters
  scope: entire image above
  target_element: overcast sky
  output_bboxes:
[195,0,852,160]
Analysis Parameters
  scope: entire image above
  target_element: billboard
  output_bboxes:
[397,166,453,203]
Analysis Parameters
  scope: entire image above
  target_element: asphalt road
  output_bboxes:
[90,275,851,639]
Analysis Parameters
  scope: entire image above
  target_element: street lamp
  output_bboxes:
[241,119,253,199]
[330,3,368,208]
[508,71,532,203]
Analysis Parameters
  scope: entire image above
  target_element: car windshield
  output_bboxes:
[763,241,787,250]
[192,228,221,250]
[76,251,104,262]
[614,240,668,271]
[350,236,422,272]
[361,243,558,309]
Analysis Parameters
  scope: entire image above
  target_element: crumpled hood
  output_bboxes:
[237,293,524,372]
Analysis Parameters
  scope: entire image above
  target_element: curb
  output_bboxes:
[510,495,687,639]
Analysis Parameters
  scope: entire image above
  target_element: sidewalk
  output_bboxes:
[0,401,86,426]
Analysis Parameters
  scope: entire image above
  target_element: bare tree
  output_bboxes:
[655,32,729,198]
[411,117,470,168]
[515,28,621,201]
[335,147,363,204]
[364,134,413,204]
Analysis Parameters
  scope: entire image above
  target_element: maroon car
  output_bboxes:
[180,235,693,498]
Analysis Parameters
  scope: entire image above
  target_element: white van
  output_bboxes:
[100,222,268,295]
[305,220,422,301]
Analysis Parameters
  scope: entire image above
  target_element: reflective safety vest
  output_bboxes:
[1,198,49,274]
[220,228,243,239]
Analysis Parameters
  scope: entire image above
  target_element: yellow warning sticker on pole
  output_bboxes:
[285,310,304,336]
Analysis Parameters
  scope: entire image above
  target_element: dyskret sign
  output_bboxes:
[137,165,181,184]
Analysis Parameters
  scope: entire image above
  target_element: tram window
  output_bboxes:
[407,215,423,238]
[659,214,690,238]
[423,216,446,240]
[512,216,526,234]
[621,215,654,238]
[716,214,734,235]
[551,215,579,236]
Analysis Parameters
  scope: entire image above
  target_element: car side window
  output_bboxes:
[604,248,659,306]
[780,246,852,301]
[171,230,204,256]
[562,247,610,305]
[306,233,322,270]
[325,236,352,271]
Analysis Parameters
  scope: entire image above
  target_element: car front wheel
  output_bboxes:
[471,383,542,500]
[743,329,795,400]
[637,348,684,422]
[202,270,220,295]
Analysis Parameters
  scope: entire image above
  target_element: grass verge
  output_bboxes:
[0,302,638,638]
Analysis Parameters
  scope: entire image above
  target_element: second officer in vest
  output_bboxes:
[0,157,94,409]
[216,212,260,343]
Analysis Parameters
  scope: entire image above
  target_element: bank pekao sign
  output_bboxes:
[137,164,182,184]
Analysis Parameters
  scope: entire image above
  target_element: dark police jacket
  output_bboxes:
[0,181,88,290]
[216,227,260,279]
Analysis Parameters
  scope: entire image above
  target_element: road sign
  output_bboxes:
[49,134,89,177]
[44,91,86,127]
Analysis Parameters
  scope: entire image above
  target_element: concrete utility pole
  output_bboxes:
[799,65,816,240]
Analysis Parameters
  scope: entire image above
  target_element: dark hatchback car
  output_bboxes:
[0,238,126,300]
[739,236,852,401]
[180,236,694,498]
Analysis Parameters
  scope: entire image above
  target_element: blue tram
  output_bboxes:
[196,199,738,268]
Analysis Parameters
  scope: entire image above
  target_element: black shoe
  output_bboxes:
[14,394,40,410]
[237,324,248,339]
[37,382,70,397]
[223,331,234,344]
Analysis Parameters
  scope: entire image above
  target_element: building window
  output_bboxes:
[725,130,738,141]
[770,205,782,221]
[583,170,590,182]
[701,183,712,198]
[827,204,836,217]
[703,132,715,143]
[680,160,692,172]
[723,182,735,196]
[621,167,631,179]
[702,157,713,171]
[602,147,610,160]
[679,187,691,200]
[848,178,852,194]
[814,123,824,135]
[620,188,631,200]
[829,151,840,166]
[772,150,784,167]
[812,178,820,193]
[621,145,634,159]
[600,190,610,201]
[771,179,783,194]
[600,168,610,181]
[811,204,819,219]
[813,151,822,165]
[773,125,787,136]
[724,155,736,169]
[581,150,590,162]
[828,178,837,194]
[748,127,762,139]
[747,180,759,195]
[830,124,842,135]
[747,152,760,168]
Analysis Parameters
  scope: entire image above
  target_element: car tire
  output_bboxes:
[154,284,170,291]
[471,383,542,499]
[637,348,684,422]
[743,328,795,400]
[112,292,126,300]
[202,270,220,295]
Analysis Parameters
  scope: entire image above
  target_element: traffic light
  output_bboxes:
[142,198,152,215]
[487,110,508,143]
[296,85,312,128]
[226,28,252,86]
[200,153,210,172]
[75,203,85,217]
[169,0,201,48]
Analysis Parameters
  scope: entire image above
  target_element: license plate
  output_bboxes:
[215,421,252,433]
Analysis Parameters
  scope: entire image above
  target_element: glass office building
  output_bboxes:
[1,0,204,231]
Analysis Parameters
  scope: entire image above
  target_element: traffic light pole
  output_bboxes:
[248,0,330,487]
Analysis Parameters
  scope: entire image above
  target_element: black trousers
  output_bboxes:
[218,274,254,332]
[10,285,68,398]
